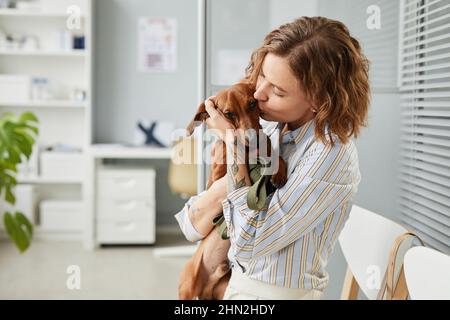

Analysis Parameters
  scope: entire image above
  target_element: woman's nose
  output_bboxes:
[254,82,268,101]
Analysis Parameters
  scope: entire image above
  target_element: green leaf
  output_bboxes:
[3,211,32,253]
[5,186,16,205]
[19,112,39,124]
[15,212,33,237]
[0,111,39,252]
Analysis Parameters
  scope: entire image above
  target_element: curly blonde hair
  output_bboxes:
[246,16,371,145]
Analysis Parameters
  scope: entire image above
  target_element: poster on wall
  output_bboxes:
[137,17,177,73]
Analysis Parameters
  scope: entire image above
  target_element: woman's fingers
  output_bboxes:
[204,99,220,119]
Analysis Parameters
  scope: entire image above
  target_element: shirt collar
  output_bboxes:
[280,119,316,145]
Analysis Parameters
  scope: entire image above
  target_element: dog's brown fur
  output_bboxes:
[179,81,287,300]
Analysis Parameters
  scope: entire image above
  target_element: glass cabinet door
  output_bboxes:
[205,0,320,96]
[206,0,271,96]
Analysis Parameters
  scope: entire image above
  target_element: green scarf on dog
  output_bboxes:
[212,158,275,240]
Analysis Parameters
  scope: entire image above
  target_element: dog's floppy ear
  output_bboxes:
[186,102,210,136]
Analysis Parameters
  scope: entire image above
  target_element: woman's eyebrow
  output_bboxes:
[261,69,288,93]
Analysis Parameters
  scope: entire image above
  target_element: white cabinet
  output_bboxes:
[0,0,93,241]
[39,200,84,231]
[96,167,156,244]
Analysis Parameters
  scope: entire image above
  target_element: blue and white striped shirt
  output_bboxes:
[176,119,361,291]
[223,119,360,290]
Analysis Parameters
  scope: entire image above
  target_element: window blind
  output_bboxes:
[399,0,450,253]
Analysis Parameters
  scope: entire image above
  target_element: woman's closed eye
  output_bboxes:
[259,73,285,97]
[273,88,284,97]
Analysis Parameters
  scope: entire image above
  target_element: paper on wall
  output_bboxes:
[138,17,177,73]
[213,49,252,86]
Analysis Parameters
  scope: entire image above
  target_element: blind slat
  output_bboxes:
[403,3,450,25]
[401,52,450,67]
[402,22,450,42]
[401,101,450,107]
[401,62,450,74]
[400,168,450,188]
[400,135,450,147]
[400,82,450,91]
[403,12,450,33]
[402,43,450,59]
[401,72,450,82]
[401,198,450,225]
[400,188,450,217]
[401,118,450,127]
[400,176,450,198]
[401,143,450,157]
[401,216,450,253]
[400,159,450,177]
[401,205,450,234]
[400,126,450,137]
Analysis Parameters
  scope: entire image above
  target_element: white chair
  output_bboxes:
[404,246,450,300]
[339,205,411,300]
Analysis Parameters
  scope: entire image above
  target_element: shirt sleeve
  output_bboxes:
[174,191,207,242]
[222,140,360,262]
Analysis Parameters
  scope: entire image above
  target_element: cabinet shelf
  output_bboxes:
[0,49,87,57]
[0,9,86,18]
[17,176,83,184]
[0,100,87,108]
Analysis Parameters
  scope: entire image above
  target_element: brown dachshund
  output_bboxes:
[179,81,287,300]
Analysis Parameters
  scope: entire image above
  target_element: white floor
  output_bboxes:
[0,231,192,299]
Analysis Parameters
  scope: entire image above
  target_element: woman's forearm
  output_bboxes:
[188,178,227,236]
[187,136,252,236]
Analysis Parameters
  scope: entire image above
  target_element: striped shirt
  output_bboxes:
[222,119,361,290]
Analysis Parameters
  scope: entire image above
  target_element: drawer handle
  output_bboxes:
[115,221,135,231]
[116,200,137,211]
[114,178,136,188]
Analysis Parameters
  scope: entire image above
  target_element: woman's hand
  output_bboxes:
[210,175,228,202]
[204,96,235,141]
[204,97,251,193]
[187,175,227,236]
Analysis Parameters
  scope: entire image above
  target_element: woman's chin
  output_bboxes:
[261,113,280,122]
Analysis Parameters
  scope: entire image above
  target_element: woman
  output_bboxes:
[175,16,370,299]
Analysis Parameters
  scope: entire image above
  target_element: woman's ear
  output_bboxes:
[186,102,210,135]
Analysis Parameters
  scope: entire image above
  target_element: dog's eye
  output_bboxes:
[248,100,257,111]
[224,111,235,119]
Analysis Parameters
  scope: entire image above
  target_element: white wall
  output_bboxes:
[269,0,319,30]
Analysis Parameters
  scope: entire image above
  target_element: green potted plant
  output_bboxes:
[0,111,39,253]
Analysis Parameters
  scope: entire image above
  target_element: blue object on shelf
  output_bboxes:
[73,35,85,50]
[138,121,166,147]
